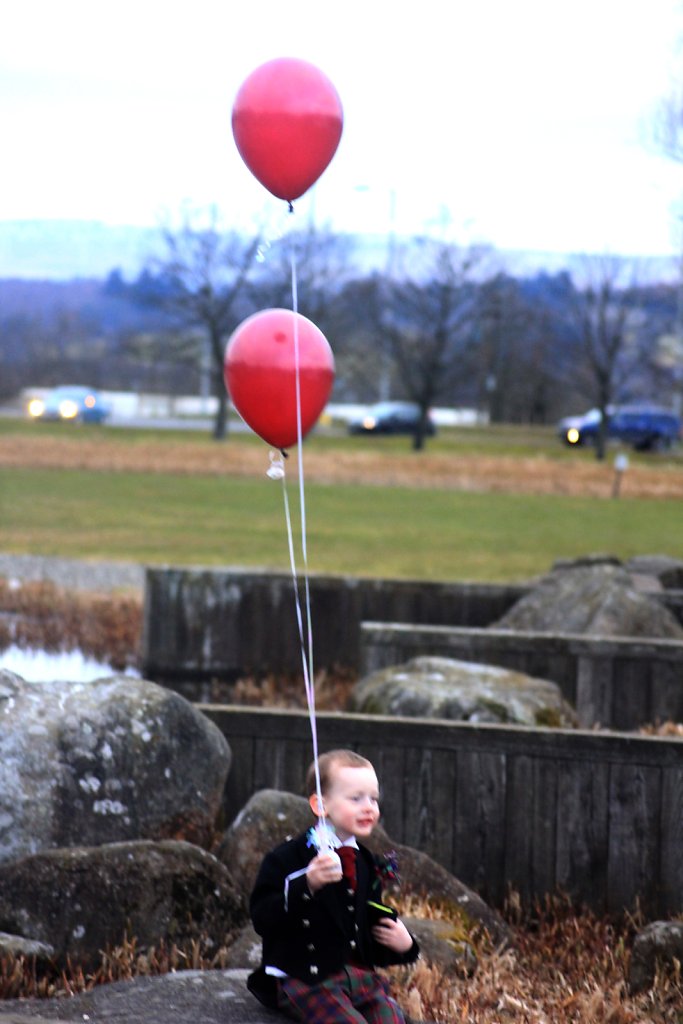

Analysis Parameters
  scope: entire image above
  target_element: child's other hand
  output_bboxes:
[371,917,414,953]
[306,852,342,892]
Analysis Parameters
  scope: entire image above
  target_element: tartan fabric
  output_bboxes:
[278,966,406,1023]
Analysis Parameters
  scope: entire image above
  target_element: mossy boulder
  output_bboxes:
[348,656,577,728]
[0,840,246,969]
[495,564,683,639]
[0,669,231,864]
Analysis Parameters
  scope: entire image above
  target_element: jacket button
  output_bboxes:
[307,943,315,952]
[347,904,354,912]
[303,893,311,901]
[350,940,356,949]
[310,965,319,975]
[302,919,310,928]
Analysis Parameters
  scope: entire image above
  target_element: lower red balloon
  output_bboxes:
[224,309,335,449]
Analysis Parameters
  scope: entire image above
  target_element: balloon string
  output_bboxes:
[291,240,314,692]
[273,226,326,847]
[278,471,326,843]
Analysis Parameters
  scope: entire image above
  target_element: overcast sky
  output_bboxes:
[2,0,682,258]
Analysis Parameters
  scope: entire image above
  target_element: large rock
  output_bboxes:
[223,922,264,971]
[628,920,683,993]
[0,932,54,961]
[348,656,577,727]
[0,840,246,969]
[0,970,285,1024]
[624,554,683,590]
[494,564,683,639]
[0,670,230,863]
[401,917,477,976]
[0,970,434,1024]
[219,789,512,948]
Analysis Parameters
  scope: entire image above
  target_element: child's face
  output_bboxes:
[320,765,380,841]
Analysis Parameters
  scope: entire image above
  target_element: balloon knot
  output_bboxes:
[266,451,286,480]
[288,201,294,213]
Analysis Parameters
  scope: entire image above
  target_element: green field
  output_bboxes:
[2,458,682,582]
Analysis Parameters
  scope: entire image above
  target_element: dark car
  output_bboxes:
[348,401,436,436]
[557,404,681,451]
[27,386,111,424]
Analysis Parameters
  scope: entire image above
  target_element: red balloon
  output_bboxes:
[224,309,335,449]
[232,58,343,202]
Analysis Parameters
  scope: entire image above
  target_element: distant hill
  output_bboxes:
[0,218,677,283]
[0,220,161,280]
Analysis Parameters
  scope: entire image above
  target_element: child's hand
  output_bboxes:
[371,917,414,953]
[306,851,343,892]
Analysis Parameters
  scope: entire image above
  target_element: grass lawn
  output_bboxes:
[2,462,682,581]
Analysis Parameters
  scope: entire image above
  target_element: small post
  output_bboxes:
[612,452,629,498]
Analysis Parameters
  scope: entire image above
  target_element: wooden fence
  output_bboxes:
[142,567,527,679]
[361,623,683,731]
[201,705,683,920]
[142,568,683,687]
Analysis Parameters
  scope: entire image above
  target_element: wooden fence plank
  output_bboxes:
[530,757,558,902]
[611,658,652,732]
[403,746,437,853]
[607,764,661,915]
[555,759,609,912]
[453,750,506,905]
[504,755,534,903]
[429,748,458,875]
[575,655,614,729]
[659,766,683,916]
[650,660,683,724]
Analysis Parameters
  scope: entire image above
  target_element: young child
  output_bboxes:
[247,749,419,1022]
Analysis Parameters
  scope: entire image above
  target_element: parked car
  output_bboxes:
[348,401,436,436]
[27,386,111,424]
[557,404,681,451]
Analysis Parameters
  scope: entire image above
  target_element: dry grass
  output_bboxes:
[208,667,357,710]
[391,893,683,1023]
[0,896,681,1022]
[0,579,142,671]
[2,433,683,499]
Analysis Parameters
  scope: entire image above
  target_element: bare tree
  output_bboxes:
[147,206,261,439]
[568,255,642,460]
[378,238,490,450]
[650,74,683,165]
[648,75,683,405]
[476,273,570,424]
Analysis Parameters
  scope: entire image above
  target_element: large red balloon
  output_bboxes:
[232,58,343,203]
[225,309,335,449]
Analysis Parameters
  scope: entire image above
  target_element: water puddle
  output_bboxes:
[0,645,140,682]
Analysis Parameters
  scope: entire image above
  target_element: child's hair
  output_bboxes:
[305,749,374,797]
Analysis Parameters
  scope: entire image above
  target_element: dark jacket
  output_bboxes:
[247,832,419,1009]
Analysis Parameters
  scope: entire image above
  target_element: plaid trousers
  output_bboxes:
[278,965,406,1024]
